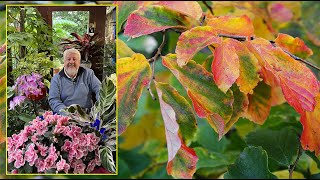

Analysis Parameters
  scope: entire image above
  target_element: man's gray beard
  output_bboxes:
[66,67,78,77]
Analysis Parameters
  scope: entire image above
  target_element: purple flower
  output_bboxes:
[9,95,26,110]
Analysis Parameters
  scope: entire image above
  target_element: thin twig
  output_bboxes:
[218,34,248,41]
[147,31,166,100]
[202,1,214,15]
[218,34,320,71]
[270,42,320,71]
[288,142,303,179]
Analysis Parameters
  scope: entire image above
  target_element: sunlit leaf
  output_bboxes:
[176,26,222,67]
[124,5,196,38]
[275,33,313,59]
[116,39,135,59]
[162,54,233,139]
[247,38,319,113]
[167,143,198,179]
[300,93,320,156]
[212,38,240,93]
[243,81,272,125]
[154,1,203,20]
[205,14,255,38]
[117,53,151,135]
[230,39,262,94]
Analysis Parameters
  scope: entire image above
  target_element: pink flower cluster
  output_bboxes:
[8,111,103,174]
[9,73,45,110]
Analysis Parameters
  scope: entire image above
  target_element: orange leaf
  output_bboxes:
[154,1,203,20]
[212,38,240,93]
[206,14,255,39]
[275,33,313,59]
[243,81,272,125]
[176,26,222,67]
[300,93,320,156]
[246,38,319,113]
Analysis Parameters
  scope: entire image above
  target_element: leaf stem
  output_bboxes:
[202,1,214,15]
[147,31,166,100]
[288,143,303,179]
[218,34,320,71]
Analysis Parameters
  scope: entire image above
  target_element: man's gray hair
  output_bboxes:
[63,49,81,61]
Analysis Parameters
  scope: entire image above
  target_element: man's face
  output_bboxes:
[64,52,80,77]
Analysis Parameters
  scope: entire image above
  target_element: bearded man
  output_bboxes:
[48,48,101,115]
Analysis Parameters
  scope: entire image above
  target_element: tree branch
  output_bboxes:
[288,141,303,179]
[202,1,214,15]
[147,31,166,100]
[218,34,320,71]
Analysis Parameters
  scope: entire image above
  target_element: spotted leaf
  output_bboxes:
[117,53,151,135]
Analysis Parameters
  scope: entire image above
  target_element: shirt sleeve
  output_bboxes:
[48,75,67,114]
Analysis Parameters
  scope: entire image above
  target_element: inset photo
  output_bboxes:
[6,4,117,175]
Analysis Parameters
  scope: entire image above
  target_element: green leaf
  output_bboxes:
[245,128,299,166]
[224,146,277,179]
[100,146,116,173]
[116,1,141,33]
[18,113,36,123]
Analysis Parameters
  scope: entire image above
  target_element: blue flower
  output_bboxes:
[39,115,44,120]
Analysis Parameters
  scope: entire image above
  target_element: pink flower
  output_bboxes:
[61,140,72,152]
[11,169,18,174]
[44,154,57,170]
[36,143,48,157]
[24,143,38,166]
[67,125,82,139]
[35,159,46,172]
[56,157,70,174]
[86,160,96,173]
[13,149,25,169]
[72,159,86,174]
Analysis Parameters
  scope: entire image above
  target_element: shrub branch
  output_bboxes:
[218,34,320,71]
[147,31,166,100]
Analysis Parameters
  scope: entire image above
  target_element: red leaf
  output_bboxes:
[167,143,198,179]
[300,93,320,155]
[246,38,319,113]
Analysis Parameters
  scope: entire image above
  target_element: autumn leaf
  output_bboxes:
[176,26,222,67]
[155,82,198,179]
[212,38,261,94]
[205,14,255,39]
[154,1,203,20]
[246,38,319,113]
[300,93,320,156]
[162,54,234,139]
[212,38,240,93]
[274,33,313,59]
[124,5,197,38]
[116,39,135,59]
[243,81,272,125]
[155,82,197,146]
[268,2,293,23]
[115,1,143,33]
[117,53,151,135]
[167,143,198,179]
[225,84,249,133]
